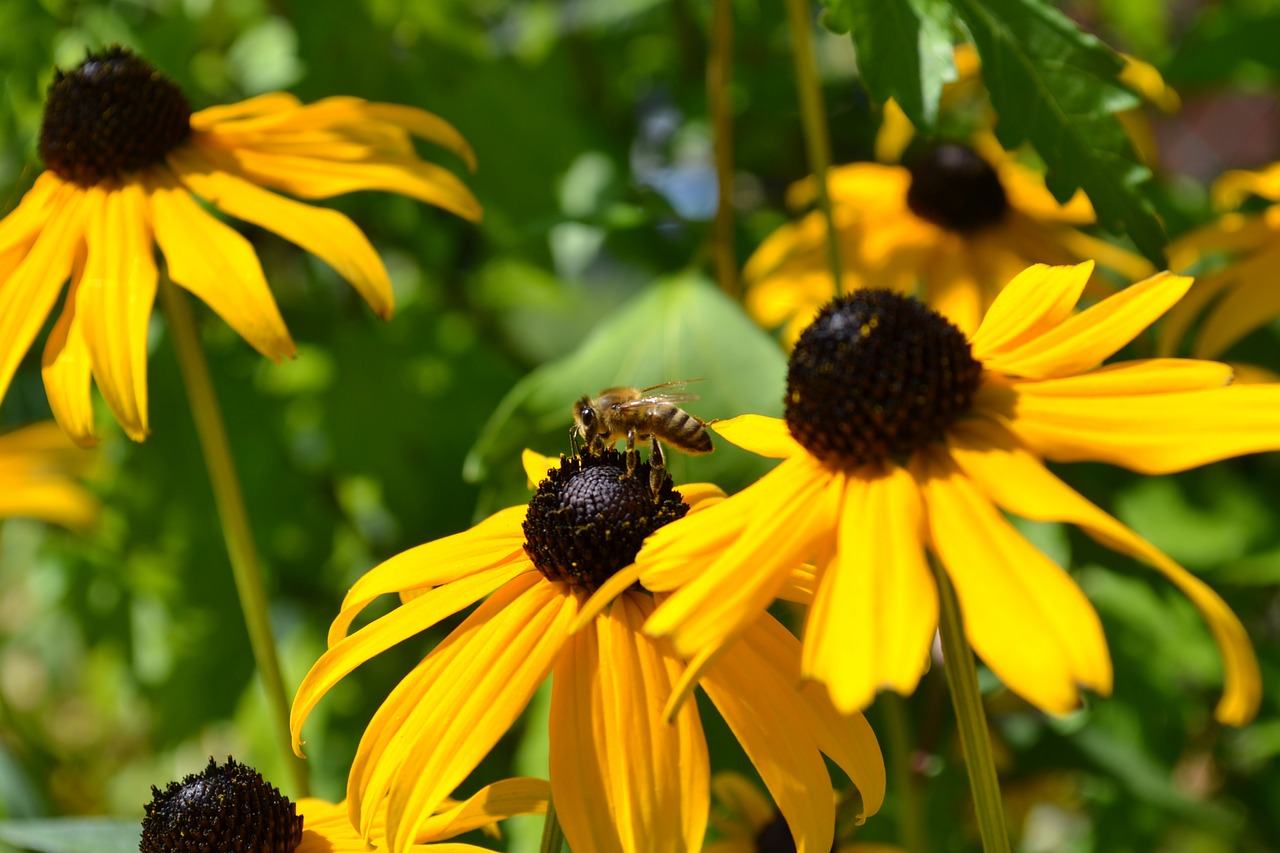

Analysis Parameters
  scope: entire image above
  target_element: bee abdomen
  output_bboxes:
[666,408,713,453]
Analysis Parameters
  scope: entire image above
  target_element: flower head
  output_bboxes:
[291,449,885,853]
[641,262,1274,726]
[1160,163,1280,360]
[140,756,544,853]
[744,136,1154,346]
[0,420,97,528]
[0,47,479,444]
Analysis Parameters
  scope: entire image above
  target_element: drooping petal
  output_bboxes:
[915,446,1112,715]
[384,575,576,853]
[701,615,836,853]
[642,454,842,660]
[189,92,303,129]
[1192,249,1280,359]
[290,561,530,754]
[169,145,396,318]
[736,614,886,822]
[980,272,1192,380]
[359,101,478,171]
[41,251,97,446]
[948,417,1261,725]
[0,180,94,403]
[79,179,156,441]
[803,465,935,713]
[550,594,708,853]
[998,378,1280,474]
[712,414,804,459]
[0,422,97,529]
[0,172,63,251]
[414,777,550,841]
[969,262,1091,362]
[330,505,527,644]
[145,169,296,360]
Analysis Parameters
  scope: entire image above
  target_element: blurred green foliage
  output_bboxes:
[0,1,1278,852]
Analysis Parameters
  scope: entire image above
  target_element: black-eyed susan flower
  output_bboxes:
[708,771,902,853]
[291,449,885,853]
[140,756,545,853]
[1160,164,1280,360]
[641,262,1272,727]
[0,420,97,528]
[0,46,479,445]
[744,134,1154,347]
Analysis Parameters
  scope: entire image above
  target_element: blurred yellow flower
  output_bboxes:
[292,449,884,853]
[0,420,97,529]
[744,135,1153,346]
[642,263,1271,727]
[0,46,479,445]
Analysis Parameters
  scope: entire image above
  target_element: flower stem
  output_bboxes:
[783,0,843,293]
[539,793,566,853]
[934,562,1010,853]
[160,279,309,797]
[881,692,930,853]
[709,0,736,297]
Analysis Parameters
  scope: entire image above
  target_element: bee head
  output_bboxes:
[573,394,598,436]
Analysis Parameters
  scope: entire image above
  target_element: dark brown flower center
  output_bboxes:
[523,449,688,592]
[38,46,191,186]
[140,757,302,853]
[905,143,1009,233]
[785,289,983,469]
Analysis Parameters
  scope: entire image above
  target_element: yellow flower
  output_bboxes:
[1160,164,1280,360]
[0,46,479,445]
[0,420,97,528]
[296,779,549,853]
[708,771,902,853]
[744,135,1153,347]
[291,449,885,853]
[641,262,1271,727]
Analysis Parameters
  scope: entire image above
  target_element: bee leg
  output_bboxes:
[570,426,581,456]
[624,429,639,478]
[648,436,666,495]
[589,434,606,454]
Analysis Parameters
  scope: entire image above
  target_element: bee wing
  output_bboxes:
[613,392,700,411]
[637,378,705,395]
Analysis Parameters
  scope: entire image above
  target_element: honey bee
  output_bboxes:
[572,380,714,493]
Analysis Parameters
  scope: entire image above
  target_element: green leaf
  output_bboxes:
[463,273,788,493]
[834,0,957,130]
[0,819,139,853]
[949,0,1167,265]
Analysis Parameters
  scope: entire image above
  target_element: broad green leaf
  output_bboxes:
[0,819,139,853]
[830,0,957,130]
[950,0,1167,265]
[463,273,787,493]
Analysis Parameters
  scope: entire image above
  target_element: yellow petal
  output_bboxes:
[522,449,559,487]
[803,467,934,713]
[969,263,1092,363]
[212,146,482,222]
[702,614,835,853]
[574,563,643,632]
[1212,162,1280,209]
[712,414,803,458]
[171,145,395,318]
[0,420,98,529]
[1192,256,1280,359]
[414,777,549,841]
[0,172,63,251]
[948,418,1261,725]
[0,181,93,404]
[642,454,841,659]
[359,101,478,172]
[982,272,1192,380]
[999,379,1280,474]
[330,505,527,645]
[732,614,886,821]
[874,98,915,163]
[550,594,708,853]
[990,358,1232,399]
[290,561,529,755]
[80,180,156,441]
[384,576,575,853]
[915,447,1112,715]
[145,170,296,360]
[41,252,98,447]
[189,92,303,130]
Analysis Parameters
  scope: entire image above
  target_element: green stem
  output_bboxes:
[881,692,930,853]
[783,0,843,293]
[934,562,1010,853]
[709,0,736,297]
[160,279,310,797]
[539,793,566,853]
